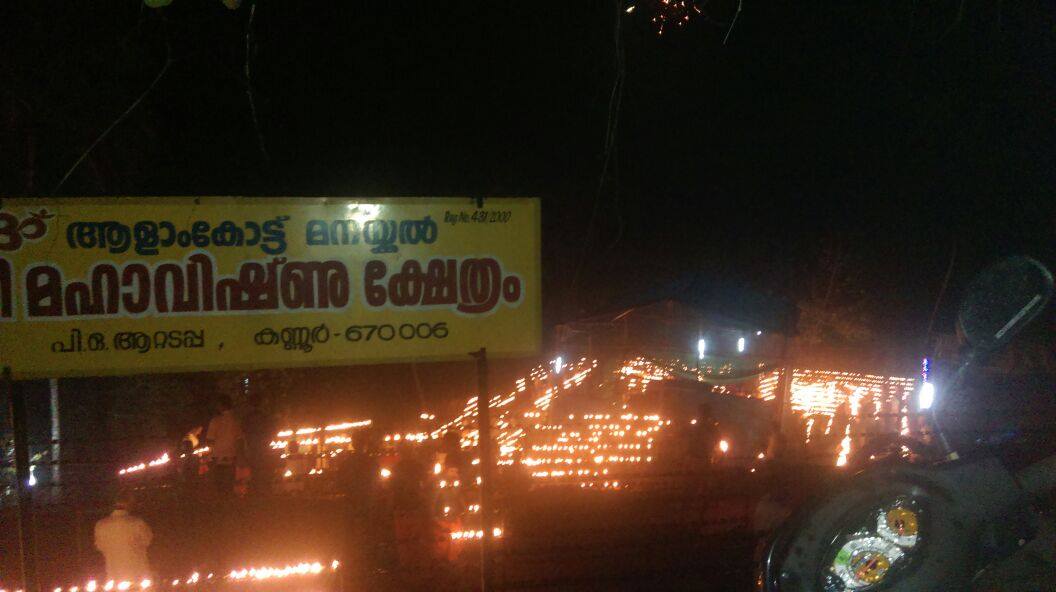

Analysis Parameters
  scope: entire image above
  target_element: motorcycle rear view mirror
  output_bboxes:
[958,256,1053,353]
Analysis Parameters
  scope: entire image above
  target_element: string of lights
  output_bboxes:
[115,357,916,480]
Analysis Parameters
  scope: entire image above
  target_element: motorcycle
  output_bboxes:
[760,256,1055,591]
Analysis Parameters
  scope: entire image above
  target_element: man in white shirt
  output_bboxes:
[94,496,153,581]
[206,396,243,496]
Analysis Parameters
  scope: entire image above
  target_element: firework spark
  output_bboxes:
[627,0,704,36]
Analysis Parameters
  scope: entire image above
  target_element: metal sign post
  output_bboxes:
[5,367,39,592]
[50,378,60,498]
[472,348,494,592]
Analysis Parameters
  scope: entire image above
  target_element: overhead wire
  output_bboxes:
[723,0,743,45]
[52,19,173,195]
[244,0,269,164]
[571,0,626,304]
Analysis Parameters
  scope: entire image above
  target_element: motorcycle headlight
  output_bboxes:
[822,497,926,591]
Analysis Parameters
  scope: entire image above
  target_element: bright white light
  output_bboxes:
[345,203,381,225]
[697,339,706,359]
[919,382,935,410]
[379,467,392,479]
[756,330,763,336]
[554,356,563,374]
[27,465,36,487]
[719,439,730,453]
[737,337,746,353]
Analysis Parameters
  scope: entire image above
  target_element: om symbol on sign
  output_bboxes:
[0,209,53,251]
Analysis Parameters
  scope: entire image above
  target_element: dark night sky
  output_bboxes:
[3,0,1055,340]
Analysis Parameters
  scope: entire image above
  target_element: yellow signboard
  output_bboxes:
[0,197,541,379]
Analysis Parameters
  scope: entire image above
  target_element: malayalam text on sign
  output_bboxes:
[0,197,541,378]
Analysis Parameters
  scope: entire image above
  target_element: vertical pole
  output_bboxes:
[777,367,792,430]
[49,378,60,496]
[410,363,427,412]
[471,348,494,592]
[6,368,39,592]
[75,506,86,576]
[773,335,793,457]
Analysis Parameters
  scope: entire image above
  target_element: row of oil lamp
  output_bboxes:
[0,561,339,592]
